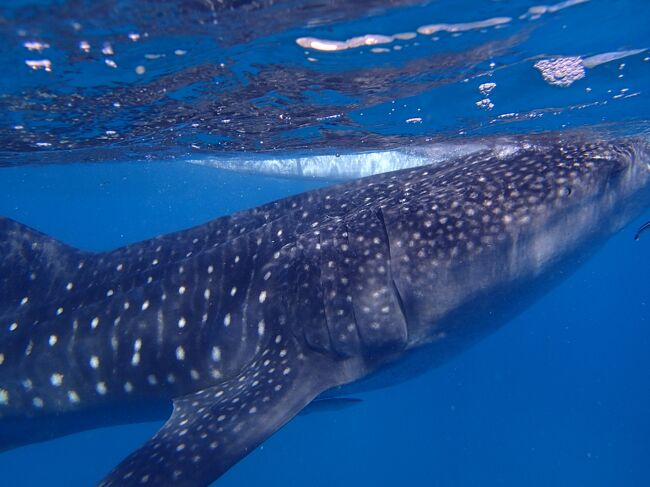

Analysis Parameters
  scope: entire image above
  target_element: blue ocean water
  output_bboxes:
[1,0,649,486]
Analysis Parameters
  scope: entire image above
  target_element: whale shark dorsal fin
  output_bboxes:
[0,217,90,313]
[97,333,340,487]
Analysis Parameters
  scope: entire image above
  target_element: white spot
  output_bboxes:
[147,375,158,385]
[91,317,99,329]
[179,286,186,295]
[258,290,267,303]
[0,353,4,365]
[223,313,231,326]
[176,444,186,452]
[124,382,134,393]
[123,301,130,310]
[263,271,272,280]
[152,259,159,265]
[50,373,64,386]
[178,317,187,329]
[20,296,29,305]
[249,406,257,414]
[106,289,114,297]
[66,282,74,291]
[283,367,291,375]
[48,335,58,346]
[190,369,200,380]
[131,352,140,366]
[211,346,221,362]
[9,323,18,332]
[116,263,123,271]
[22,379,32,390]
[258,320,265,336]
[134,338,142,351]
[89,356,100,369]
[96,382,107,395]
[56,307,63,316]
[207,265,214,274]
[33,397,44,408]
[279,349,287,357]
[0,389,8,405]
[230,286,237,296]
[68,390,80,403]
[176,346,185,361]
[141,300,150,311]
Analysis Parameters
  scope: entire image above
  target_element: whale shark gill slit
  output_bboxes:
[376,206,410,338]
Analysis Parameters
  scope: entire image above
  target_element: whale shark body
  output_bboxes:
[1,133,649,486]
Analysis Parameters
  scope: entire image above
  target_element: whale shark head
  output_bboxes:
[377,137,650,350]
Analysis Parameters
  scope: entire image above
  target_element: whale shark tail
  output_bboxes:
[0,217,90,313]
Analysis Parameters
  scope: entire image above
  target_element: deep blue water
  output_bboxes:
[1,0,650,486]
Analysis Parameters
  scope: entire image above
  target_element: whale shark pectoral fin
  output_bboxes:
[299,397,363,416]
[97,338,340,487]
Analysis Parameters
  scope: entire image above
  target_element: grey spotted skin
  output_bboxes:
[1,134,649,486]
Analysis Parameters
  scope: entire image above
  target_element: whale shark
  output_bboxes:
[1,133,649,486]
